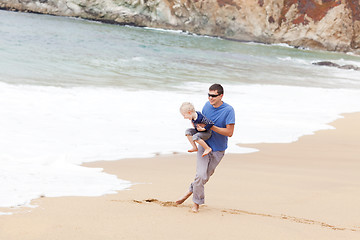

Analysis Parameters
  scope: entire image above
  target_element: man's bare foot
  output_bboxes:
[202,147,212,157]
[188,148,198,153]
[192,203,199,213]
[175,192,192,205]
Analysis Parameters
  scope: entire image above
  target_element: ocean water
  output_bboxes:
[1,10,360,212]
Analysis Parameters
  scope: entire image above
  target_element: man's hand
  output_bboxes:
[211,124,234,137]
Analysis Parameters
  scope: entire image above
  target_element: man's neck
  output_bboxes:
[212,101,223,108]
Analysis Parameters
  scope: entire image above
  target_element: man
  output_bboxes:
[176,83,235,212]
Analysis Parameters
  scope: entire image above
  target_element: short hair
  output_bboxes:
[209,83,224,95]
[180,102,195,113]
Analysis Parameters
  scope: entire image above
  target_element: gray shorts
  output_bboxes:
[185,128,212,141]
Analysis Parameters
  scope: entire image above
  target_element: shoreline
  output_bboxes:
[0,112,359,239]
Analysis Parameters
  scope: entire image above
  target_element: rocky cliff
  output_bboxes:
[1,0,360,53]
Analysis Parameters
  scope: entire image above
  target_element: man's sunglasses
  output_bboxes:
[208,93,220,98]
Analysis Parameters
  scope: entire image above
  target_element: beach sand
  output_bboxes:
[0,113,359,239]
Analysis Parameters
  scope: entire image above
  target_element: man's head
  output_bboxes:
[209,84,224,95]
[208,84,223,108]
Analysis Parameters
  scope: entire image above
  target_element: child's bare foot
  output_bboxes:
[188,148,198,153]
[202,148,212,157]
[192,203,199,213]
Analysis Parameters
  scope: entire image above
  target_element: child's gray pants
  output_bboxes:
[185,128,212,141]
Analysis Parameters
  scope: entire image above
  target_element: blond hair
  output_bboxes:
[180,102,195,113]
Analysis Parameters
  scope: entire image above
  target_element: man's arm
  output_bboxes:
[210,124,234,137]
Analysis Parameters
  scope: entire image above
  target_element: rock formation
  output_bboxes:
[1,0,360,54]
[313,61,360,70]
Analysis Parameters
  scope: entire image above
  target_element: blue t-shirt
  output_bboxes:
[202,101,235,151]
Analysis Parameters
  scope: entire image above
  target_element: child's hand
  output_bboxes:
[196,126,206,131]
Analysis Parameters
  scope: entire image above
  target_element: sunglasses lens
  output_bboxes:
[208,94,219,97]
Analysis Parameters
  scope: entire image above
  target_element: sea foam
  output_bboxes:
[1,81,360,209]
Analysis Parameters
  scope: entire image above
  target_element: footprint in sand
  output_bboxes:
[132,199,358,232]
[133,198,179,207]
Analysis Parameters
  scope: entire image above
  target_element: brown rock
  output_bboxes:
[1,0,359,54]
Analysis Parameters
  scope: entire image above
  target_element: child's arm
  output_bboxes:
[196,125,206,131]
[203,117,214,130]
[196,114,214,131]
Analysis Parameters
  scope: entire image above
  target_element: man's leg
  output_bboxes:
[175,191,192,205]
[191,146,225,211]
[206,149,225,179]
[176,147,224,209]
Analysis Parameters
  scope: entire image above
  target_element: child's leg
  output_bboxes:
[195,139,212,157]
[186,135,198,152]
[185,128,198,152]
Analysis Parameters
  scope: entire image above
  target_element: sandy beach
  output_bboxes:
[0,112,359,240]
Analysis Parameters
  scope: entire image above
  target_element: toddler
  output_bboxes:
[180,102,214,157]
